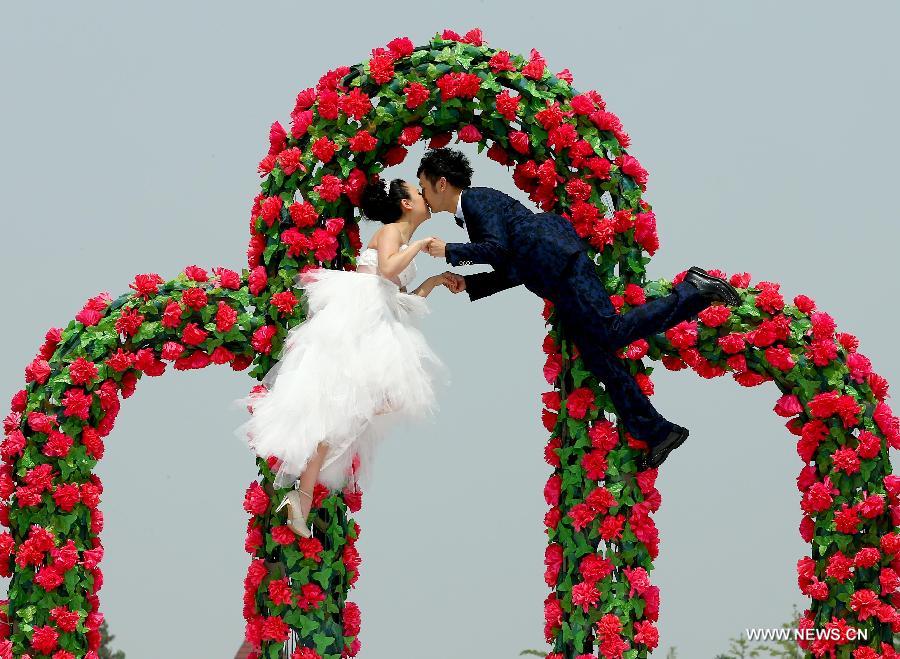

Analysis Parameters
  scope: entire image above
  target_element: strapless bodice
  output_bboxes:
[356,243,416,289]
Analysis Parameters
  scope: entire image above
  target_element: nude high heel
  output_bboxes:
[274,485,314,538]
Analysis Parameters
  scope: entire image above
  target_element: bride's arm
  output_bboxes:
[411,274,448,297]
[376,225,430,279]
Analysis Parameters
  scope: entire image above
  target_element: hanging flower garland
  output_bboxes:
[1,27,898,659]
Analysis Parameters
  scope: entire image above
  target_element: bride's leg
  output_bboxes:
[295,441,329,519]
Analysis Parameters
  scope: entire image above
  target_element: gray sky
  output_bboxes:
[2,2,899,657]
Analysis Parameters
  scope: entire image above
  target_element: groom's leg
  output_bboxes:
[560,315,675,446]
[559,252,710,353]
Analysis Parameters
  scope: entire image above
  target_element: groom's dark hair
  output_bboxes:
[417,148,473,189]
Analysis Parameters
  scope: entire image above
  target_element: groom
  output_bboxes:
[416,148,741,471]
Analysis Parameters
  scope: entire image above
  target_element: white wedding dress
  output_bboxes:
[234,244,447,491]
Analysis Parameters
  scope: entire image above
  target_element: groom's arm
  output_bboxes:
[463,269,522,301]
[445,239,507,268]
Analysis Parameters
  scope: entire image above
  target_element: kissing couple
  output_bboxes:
[235,147,741,537]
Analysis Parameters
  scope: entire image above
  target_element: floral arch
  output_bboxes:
[2,29,899,659]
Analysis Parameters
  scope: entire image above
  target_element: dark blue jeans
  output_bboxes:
[552,252,710,446]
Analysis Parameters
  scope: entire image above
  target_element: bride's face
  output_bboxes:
[400,181,432,222]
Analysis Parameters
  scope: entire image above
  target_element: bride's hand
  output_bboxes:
[413,237,434,252]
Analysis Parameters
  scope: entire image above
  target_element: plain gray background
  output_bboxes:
[2,2,898,657]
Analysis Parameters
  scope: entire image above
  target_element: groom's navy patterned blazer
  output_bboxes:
[443,185,709,447]
[444,187,585,301]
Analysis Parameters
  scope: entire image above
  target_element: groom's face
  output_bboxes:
[418,173,450,213]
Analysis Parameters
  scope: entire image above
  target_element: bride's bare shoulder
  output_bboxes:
[368,223,401,251]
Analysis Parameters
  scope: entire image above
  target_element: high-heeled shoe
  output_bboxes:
[274,486,314,538]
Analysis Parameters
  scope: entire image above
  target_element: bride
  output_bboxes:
[235,176,454,537]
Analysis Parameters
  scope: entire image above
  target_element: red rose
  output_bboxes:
[50,606,81,633]
[43,430,73,458]
[585,157,612,180]
[755,283,785,314]
[460,28,483,45]
[383,145,407,166]
[665,320,698,349]
[489,50,517,72]
[258,153,276,176]
[495,91,520,121]
[276,147,305,176]
[215,301,238,332]
[348,130,377,153]
[570,94,596,115]
[435,72,481,101]
[314,175,343,202]
[397,125,423,146]
[403,82,430,109]
[368,49,395,84]
[571,581,600,612]
[79,426,103,460]
[698,304,730,327]
[114,307,144,337]
[182,287,208,311]
[338,88,372,120]
[566,387,595,419]
[129,274,164,300]
[270,291,299,316]
[458,124,482,143]
[267,120,287,156]
[290,109,313,137]
[316,90,339,119]
[52,483,80,512]
[248,266,268,296]
[857,430,882,459]
[616,154,648,190]
[625,339,649,360]
[35,564,65,590]
[590,110,631,148]
[543,353,562,383]
[30,625,59,654]
[62,389,92,420]
[312,228,339,262]
[633,211,658,254]
[774,394,803,417]
[25,358,51,384]
[311,137,337,163]
[260,196,283,226]
[428,132,452,149]
[848,352,873,383]
[486,142,510,165]
[522,49,547,80]
[160,300,183,328]
[252,325,277,354]
[288,201,318,228]
[181,323,208,346]
[509,131,530,154]
[213,266,241,290]
[387,37,414,57]
[541,409,558,432]
[293,88,317,112]
[765,345,796,371]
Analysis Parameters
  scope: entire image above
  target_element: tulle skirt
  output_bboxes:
[234,268,447,491]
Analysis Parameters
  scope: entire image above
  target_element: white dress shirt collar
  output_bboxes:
[454,191,464,225]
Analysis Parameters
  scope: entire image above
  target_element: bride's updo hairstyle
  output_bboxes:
[360,177,410,224]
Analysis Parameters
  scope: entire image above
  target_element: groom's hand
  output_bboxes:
[426,238,447,258]
[442,271,465,293]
